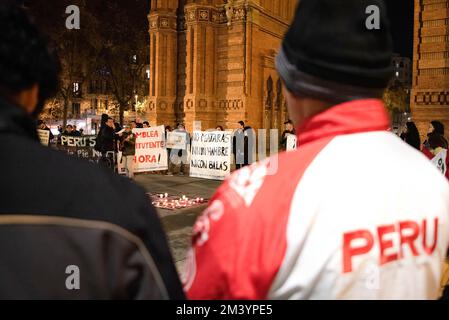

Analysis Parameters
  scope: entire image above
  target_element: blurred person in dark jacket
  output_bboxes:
[0,3,183,300]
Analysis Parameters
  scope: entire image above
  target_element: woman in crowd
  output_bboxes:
[423,120,448,149]
[400,121,420,150]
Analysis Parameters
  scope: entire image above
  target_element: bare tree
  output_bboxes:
[27,0,101,127]
[94,1,148,125]
[26,0,149,126]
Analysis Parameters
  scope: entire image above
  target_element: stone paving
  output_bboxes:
[134,173,221,274]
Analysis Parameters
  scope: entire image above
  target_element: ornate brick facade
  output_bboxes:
[411,0,449,141]
[146,0,298,131]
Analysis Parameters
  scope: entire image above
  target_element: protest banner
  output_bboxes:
[431,149,447,175]
[133,126,168,172]
[190,131,232,180]
[166,131,187,150]
[37,129,50,146]
[56,135,104,164]
[286,134,297,151]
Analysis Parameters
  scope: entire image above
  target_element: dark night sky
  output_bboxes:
[386,0,414,58]
[17,0,415,58]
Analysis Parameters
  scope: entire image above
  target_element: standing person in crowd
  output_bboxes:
[216,126,224,131]
[400,121,421,150]
[63,124,74,136]
[120,124,136,179]
[0,3,183,299]
[79,128,84,136]
[114,121,122,134]
[36,119,54,142]
[243,124,255,166]
[100,113,109,129]
[72,125,81,136]
[167,123,189,176]
[424,120,448,149]
[185,0,449,300]
[280,120,296,151]
[100,117,117,169]
[232,121,246,169]
[94,113,108,151]
[56,124,63,144]
[165,125,173,174]
[422,131,449,180]
[130,120,137,130]
[143,121,150,128]
[165,125,172,135]
[136,122,143,128]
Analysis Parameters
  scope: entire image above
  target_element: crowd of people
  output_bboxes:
[1,0,449,300]
[47,113,268,179]
[400,120,449,179]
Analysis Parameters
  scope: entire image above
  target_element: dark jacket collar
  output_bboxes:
[0,96,38,141]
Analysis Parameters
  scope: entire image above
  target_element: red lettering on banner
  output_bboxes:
[342,218,439,274]
[138,155,157,163]
[134,131,158,139]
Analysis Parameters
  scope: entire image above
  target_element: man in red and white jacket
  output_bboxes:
[184,0,449,300]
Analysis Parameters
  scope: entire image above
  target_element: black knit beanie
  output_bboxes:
[276,0,393,102]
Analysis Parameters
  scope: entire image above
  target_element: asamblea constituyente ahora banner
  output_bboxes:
[55,126,168,172]
[132,125,168,172]
[190,130,232,181]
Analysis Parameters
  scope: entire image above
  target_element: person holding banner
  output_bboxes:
[422,131,449,180]
[167,123,190,176]
[37,119,54,141]
[280,120,295,151]
[120,125,136,179]
[36,119,53,146]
